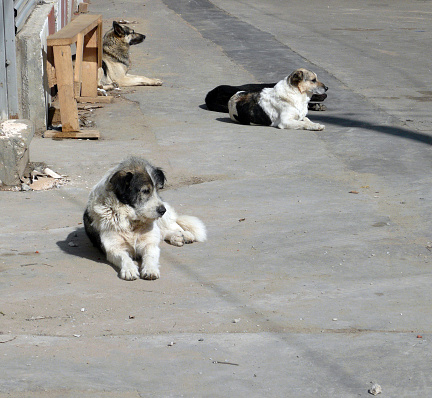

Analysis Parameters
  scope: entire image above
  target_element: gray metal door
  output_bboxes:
[1,0,21,120]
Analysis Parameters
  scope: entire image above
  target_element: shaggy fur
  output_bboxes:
[98,21,163,90]
[228,68,328,130]
[84,157,206,281]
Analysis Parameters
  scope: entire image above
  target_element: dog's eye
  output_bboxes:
[311,78,317,82]
[141,187,150,194]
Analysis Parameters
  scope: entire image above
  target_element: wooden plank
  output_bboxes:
[77,96,114,103]
[73,33,84,97]
[78,2,88,13]
[47,14,102,46]
[53,45,80,132]
[97,20,102,67]
[80,27,98,97]
[44,130,100,139]
[46,46,56,88]
[46,13,105,138]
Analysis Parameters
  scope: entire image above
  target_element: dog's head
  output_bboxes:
[109,159,167,220]
[288,68,328,96]
[112,21,145,45]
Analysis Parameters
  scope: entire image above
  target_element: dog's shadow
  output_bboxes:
[56,227,116,271]
[199,104,235,124]
[215,117,235,124]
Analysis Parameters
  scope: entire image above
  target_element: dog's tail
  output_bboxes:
[176,215,207,242]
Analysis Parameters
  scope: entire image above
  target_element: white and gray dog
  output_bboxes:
[83,157,206,281]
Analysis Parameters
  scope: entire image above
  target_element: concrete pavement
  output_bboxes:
[0,0,431,396]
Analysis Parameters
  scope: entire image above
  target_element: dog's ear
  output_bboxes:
[152,167,166,189]
[113,21,126,37]
[289,70,304,87]
[110,170,134,201]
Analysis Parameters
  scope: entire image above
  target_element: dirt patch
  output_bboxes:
[165,174,228,189]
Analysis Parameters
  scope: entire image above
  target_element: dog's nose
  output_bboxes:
[157,205,166,216]
[324,85,328,92]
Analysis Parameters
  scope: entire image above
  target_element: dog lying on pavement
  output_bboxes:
[83,157,206,281]
[228,68,328,130]
[98,21,163,90]
[206,82,327,113]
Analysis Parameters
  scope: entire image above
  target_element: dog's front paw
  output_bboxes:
[182,231,195,244]
[141,266,160,280]
[308,103,326,111]
[170,232,185,247]
[119,263,140,281]
[152,79,163,86]
[309,123,325,131]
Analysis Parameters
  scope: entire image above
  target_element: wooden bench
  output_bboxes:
[45,14,112,139]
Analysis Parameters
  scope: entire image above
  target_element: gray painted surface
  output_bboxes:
[0,0,8,119]
[0,0,19,119]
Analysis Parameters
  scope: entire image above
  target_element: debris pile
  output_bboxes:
[19,162,67,191]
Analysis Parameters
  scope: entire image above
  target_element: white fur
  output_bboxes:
[157,202,207,247]
[228,91,242,121]
[98,64,163,90]
[85,160,206,281]
[259,78,325,131]
[228,68,327,131]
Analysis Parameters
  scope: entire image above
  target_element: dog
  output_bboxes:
[227,68,328,130]
[98,21,163,90]
[83,157,206,281]
[205,83,327,113]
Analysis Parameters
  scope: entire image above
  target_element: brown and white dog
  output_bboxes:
[98,21,163,90]
[83,157,206,281]
[228,68,328,130]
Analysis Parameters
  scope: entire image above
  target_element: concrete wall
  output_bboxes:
[0,120,34,186]
[15,0,73,134]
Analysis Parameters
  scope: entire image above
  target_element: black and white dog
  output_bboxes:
[84,157,206,281]
[227,68,328,130]
[205,82,327,113]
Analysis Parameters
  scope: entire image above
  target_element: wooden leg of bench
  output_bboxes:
[53,45,80,132]
[97,20,102,67]
[74,33,84,97]
[81,26,98,97]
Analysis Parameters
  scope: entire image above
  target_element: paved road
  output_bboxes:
[0,0,431,397]
[209,0,432,134]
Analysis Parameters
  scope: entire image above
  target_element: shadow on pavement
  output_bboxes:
[57,227,107,265]
[213,112,432,145]
[312,115,432,145]
[57,228,144,279]
[216,117,235,124]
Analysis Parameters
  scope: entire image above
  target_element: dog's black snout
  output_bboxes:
[157,205,166,216]
[324,85,328,92]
